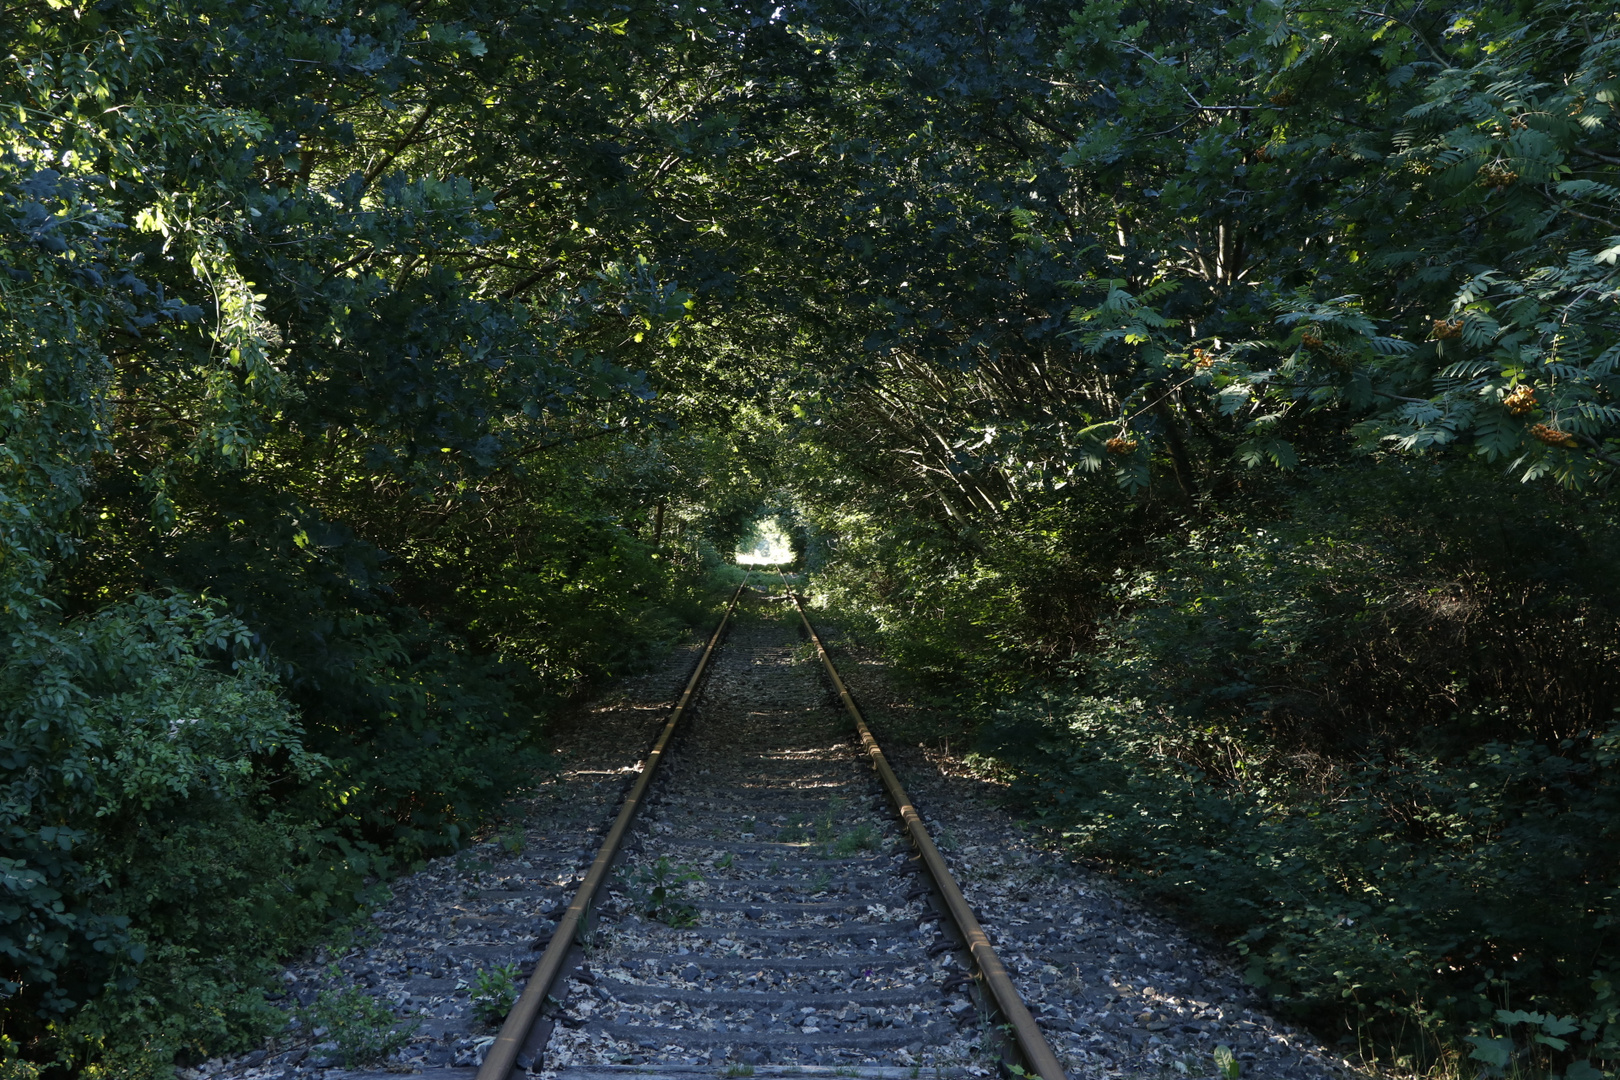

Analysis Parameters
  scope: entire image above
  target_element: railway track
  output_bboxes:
[233,573,1353,1080]
[479,574,1066,1080]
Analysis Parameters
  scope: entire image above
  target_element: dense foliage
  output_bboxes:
[768,0,1620,1076]
[1,0,774,1070]
[971,469,1620,1075]
[3,0,1618,1075]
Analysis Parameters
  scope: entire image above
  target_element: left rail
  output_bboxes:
[477,572,750,1080]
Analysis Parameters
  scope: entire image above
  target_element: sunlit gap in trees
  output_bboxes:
[735,517,794,565]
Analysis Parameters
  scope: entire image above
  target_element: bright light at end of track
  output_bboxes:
[735,517,794,565]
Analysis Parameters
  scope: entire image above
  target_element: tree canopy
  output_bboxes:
[3,0,1618,1074]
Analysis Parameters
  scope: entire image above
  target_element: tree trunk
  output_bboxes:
[1154,399,1199,500]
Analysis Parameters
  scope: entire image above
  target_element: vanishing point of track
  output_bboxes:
[478,573,1067,1080]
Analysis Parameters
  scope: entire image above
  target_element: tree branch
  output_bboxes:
[362,103,441,189]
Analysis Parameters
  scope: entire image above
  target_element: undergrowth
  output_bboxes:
[817,465,1620,1078]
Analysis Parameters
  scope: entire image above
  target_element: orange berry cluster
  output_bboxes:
[1530,423,1577,448]
[1502,385,1537,416]
[1105,435,1139,455]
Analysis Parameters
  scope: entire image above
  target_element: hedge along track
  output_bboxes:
[478,573,1066,1080]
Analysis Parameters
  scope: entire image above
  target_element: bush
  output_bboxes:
[994,691,1620,1071]
[301,980,418,1067]
[978,467,1620,1074]
[1099,467,1620,753]
[0,593,343,1066]
[808,498,1127,704]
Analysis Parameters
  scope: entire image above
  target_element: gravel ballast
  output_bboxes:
[186,593,1365,1080]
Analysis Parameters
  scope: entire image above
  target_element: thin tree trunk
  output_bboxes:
[1154,399,1199,499]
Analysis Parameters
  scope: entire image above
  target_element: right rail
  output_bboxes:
[784,583,1069,1080]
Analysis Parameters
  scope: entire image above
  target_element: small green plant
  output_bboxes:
[471,963,521,1025]
[833,824,879,855]
[1464,1008,1601,1078]
[1212,1044,1240,1079]
[716,851,735,869]
[301,981,418,1067]
[810,869,832,893]
[779,814,805,841]
[456,852,493,877]
[0,1037,40,1080]
[575,898,597,947]
[498,825,526,854]
[629,856,701,927]
[723,1064,755,1077]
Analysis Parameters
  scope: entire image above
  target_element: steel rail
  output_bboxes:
[478,573,751,1080]
[783,581,1069,1080]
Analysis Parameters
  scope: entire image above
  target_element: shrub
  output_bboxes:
[301,980,417,1067]
[979,467,1620,1073]
[1098,467,1620,754]
[0,593,338,1066]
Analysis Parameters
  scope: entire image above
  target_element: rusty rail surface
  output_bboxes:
[477,573,750,1080]
[783,581,1070,1080]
